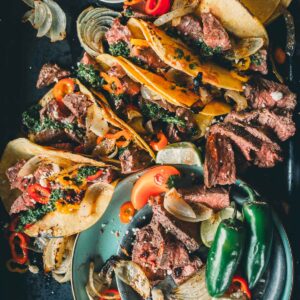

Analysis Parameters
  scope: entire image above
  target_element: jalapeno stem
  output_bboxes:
[238,183,256,202]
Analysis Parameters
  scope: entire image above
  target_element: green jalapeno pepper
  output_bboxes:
[242,185,274,289]
[206,205,246,297]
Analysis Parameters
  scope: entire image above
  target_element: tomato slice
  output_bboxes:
[99,289,120,300]
[119,201,136,223]
[27,184,51,204]
[53,78,75,101]
[131,166,180,210]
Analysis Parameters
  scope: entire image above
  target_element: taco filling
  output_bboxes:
[6,159,117,232]
[22,76,153,174]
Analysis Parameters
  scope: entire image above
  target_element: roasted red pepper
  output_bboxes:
[145,0,170,16]
[231,276,252,299]
[9,232,29,265]
[99,289,120,300]
[86,170,103,181]
[150,131,168,151]
[27,183,51,204]
[53,78,75,101]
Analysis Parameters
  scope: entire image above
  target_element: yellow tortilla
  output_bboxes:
[96,53,202,107]
[127,18,244,92]
[197,0,269,45]
[30,78,155,160]
[0,138,115,237]
[266,0,292,24]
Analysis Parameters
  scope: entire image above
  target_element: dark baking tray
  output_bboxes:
[0,1,299,299]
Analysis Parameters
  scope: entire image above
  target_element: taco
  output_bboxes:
[0,138,118,237]
[22,78,154,174]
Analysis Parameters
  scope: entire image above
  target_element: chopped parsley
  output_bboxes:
[124,7,134,17]
[141,102,186,128]
[110,93,130,109]
[72,166,101,185]
[109,41,130,57]
[167,175,182,189]
[22,104,85,138]
[196,40,223,57]
[174,48,184,59]
[250,52,262,66]
[76,63,104,90]
[17,189,65,231]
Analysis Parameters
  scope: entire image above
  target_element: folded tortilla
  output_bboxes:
[127,18,244,92]
[0,138,116,237]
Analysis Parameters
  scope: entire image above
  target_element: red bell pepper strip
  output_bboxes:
[145,0,171,16]
[86,170,103,181]
[231,276,252,299]
[27,183,51,204]
[9,232,29,265]
[150,131,168,151]
[99,289,121,300]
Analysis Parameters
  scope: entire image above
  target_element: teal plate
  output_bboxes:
[71,165,293,300]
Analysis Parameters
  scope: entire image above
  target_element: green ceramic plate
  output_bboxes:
[71,165,293,300]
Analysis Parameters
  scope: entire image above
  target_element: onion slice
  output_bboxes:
[44,0,66,42]
[224,90,248,111]
[86,105,109,138]
[115,260,151,299]
[33,1,47,29]
[22,0,34,8]
[154,0,199,26]
[36,2,52,37]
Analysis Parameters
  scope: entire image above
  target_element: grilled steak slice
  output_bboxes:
[179,185,230,210]
[6,160,27,188]
[151,203,199,252]
[176,14,203,41]
[40,99,74,123]
[244,78,296,110]
[132,219,202,285]
[249,50,268,75]
[119,145,152,174]
[36,63,70,89]
[62,93,92,121]
[49,142,74,151]
[10,193,35,215]
[201,13,231,50]
[225,109,296,141]
[209,123,282,167]
[204,133,236,188]
[130,46,168,69]
[105,19,131,45]
[107,64,127,78]
[33,128,69,144]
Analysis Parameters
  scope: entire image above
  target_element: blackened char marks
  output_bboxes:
[204,133,236,188]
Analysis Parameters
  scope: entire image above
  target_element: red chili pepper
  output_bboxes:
[99,289,120,300]
[27,184,51,204]
[9,232,28,265]
[145,0,171,16]
[86,170,103,181]
[231,276,252,299]
[150,131,168,151]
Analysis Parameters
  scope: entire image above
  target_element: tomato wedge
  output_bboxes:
[99,289,120,300]
[27,183,51,204]
[120,201,136,223]
[131,166,180,210]
[53,78,75,101]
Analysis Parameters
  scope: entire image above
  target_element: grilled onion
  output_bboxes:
[115,260,151,299]
[154,0,199,26]
[86,105,110,137]
[22,0,65,41]
[224,90,248,111]
[164,188,213,222]
[77,7,121,57]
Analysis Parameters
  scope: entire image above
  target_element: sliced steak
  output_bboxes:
[6,160,27,187]
[176,14,203,41]
[204,133,236,188]
[165,124,182,142]
[244,78,296,110]
[250,50,268,75]
[209,123,282,167]
[201,13,231,50]
[119,145,152,174]
[175,107,197,134]
[151,203,199,252]
[62,93,92,120]
[34,128,68,144]
[49,142,74,151]
[36,63,70,89]
[179,185,230,210]
[40,99,74,123]
[130,46,168,69]
[105,19,131,45]
[9,193,36,215]
[80,52,97,66]
[225,109,296,141]
[92,138,116,157]
[121,76,141,96]
[107,64,127,78]
[96,167,117,184]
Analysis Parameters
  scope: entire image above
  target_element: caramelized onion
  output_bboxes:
[224,90,248,111]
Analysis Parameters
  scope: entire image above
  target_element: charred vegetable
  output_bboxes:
[241,185,274,289]
[206,204,246,297]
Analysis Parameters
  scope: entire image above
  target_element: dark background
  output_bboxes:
[0,0,300,299]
